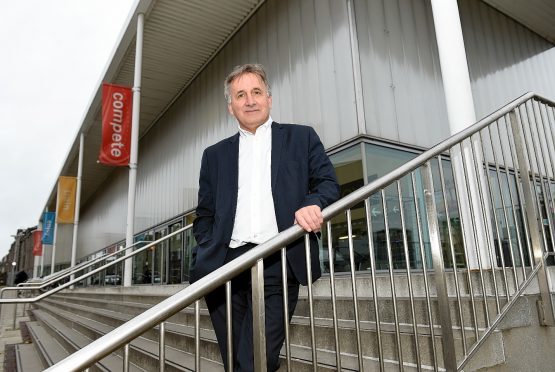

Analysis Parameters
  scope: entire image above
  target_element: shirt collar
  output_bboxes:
[238,116,273,137]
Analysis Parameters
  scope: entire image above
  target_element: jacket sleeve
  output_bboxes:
[299,127,340,210]
[193,149,214,245]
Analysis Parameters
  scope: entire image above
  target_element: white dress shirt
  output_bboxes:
[229,117,279,248]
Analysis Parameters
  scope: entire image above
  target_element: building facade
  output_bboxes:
[34,0,555,283]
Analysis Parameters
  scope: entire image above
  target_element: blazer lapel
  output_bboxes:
[227,133,240,216]
[271,122,284,190]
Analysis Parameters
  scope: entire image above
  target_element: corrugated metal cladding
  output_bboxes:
[75,0,555,258]
[49,224,73,264]
[77,0,359,255]
[354,0,450,147]
[483,0,555,44]
[460,0,555,117]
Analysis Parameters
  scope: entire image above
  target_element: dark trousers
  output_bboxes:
[205,244,300,372]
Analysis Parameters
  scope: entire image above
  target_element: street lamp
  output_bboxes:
[9,232,22,286]
[11,261,16,285]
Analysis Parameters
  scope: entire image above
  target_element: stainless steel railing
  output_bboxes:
[46,92,555,371]
[0,228,190,330]
[0,240,147,298]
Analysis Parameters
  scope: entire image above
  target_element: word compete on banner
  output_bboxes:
[33,230,43,256]
[99,83,133,166]
[56,176,77,224]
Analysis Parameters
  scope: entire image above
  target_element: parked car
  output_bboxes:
[104,275,121,285]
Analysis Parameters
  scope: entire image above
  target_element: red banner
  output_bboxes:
[99,83,133,166]
[33,230,43,256]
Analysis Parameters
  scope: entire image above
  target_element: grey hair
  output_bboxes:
[224,63,271,103]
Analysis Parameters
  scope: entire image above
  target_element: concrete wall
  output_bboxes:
[472,294,555,371]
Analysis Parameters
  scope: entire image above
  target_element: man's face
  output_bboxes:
[227,73,272,133]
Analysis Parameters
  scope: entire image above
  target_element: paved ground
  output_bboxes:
[1,328,24,372]
[0,305,29,372]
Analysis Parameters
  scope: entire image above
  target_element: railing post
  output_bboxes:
[509,110,555,326]
[252,259,267,371]
[422,161,457,371]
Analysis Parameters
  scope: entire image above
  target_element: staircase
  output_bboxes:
[11,270,545,371]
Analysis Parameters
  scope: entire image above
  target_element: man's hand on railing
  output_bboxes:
[294,205,323,233]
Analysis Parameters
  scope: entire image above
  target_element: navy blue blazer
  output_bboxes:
[190,122,340,286]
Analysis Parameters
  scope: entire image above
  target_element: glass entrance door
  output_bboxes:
[167,220,184,284]
[152,228,167,284]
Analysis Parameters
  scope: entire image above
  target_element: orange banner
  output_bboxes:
[56,176,77,224]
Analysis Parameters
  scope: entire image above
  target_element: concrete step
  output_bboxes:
[295,295,503,329]
[34,301,225,371]
[47,293,479,336]
[15,343,44,372]
[31,309,144,372]
[307,270,532,303]
[41,268,520,371]
[26,321,70,367]
[40,293,444,370]
[44,292,508,370]
[50,291,499,334]
[49,293,213,328]
[43,294,455,369]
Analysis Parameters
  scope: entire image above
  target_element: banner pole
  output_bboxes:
[70,133,85,285]
[50,217,58,275]
[33,256,39,279]
[39,243,44,277]
[124,13,144,287]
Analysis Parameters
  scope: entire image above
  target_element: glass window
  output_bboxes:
[431,157,465,269]
[104,243,123,286]
[322,141,442,273]
[364,143,422,270]
[133,231,153,285]
[488,168,530,268]
[323,146,364,273]
[167,221,184,284]
[152,228,167,285]
[183,213,196,282]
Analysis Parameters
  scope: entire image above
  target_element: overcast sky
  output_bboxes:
[0,0,135,258]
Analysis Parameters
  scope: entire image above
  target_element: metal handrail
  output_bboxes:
[17,267,74,286]
[0,240,147,297]
[0,226,191,306]
[46,93,555,372]
[14,267,74,288]
[44,91,555,371]
[457,251,549,371]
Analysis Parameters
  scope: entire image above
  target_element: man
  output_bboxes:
[190,64,339,371]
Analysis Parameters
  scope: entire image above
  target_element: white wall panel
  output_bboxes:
[76,0,555,260]
[355,0,450,147]
[460,0,555,117]
[53,224,73,264]
[78,0,358,257]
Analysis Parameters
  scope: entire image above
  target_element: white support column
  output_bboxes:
[430,0,492,269]
[70,133,85,284]
[346,0,366,135]
[37,221,43,277]
[430,0,475,134]
[33,256,39,278]
[124,13,144,287]
[50,220,58,274]
[39,248,44,277]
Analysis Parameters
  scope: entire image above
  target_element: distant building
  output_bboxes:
[1,226,36,284]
